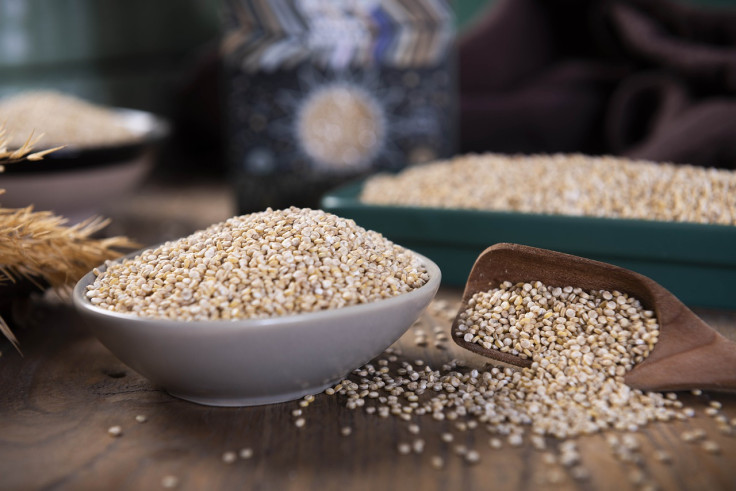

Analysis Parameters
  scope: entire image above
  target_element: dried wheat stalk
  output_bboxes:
[1,126,137,350]
[0,208,138,287]
[0,126,65,168]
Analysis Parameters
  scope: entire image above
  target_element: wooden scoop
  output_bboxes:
[452,243,736,392]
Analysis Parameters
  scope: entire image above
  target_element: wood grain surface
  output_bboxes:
[2,181,735,490]
[1,290,735,491]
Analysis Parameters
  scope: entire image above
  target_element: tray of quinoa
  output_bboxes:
[320,153,736,310]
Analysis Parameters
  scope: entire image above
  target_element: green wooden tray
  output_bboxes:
[321,181,736,310]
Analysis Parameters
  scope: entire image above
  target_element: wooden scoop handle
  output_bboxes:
[625,329,736,392]
[624,276,736,392]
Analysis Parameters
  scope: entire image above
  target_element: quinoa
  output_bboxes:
[455,280,658,365]
[0,90,138,148]
[327,281,683,440]
[86,207,428,320]
[360,153,736,226]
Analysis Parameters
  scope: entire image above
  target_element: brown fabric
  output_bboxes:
[459,0,736,168]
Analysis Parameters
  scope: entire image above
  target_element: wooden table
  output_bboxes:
[1,180,735,490]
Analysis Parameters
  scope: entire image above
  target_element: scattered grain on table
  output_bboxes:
[412,439,425,454]
[702,440,721,454]
[451,445,467,457]
[161,475,179,488]
[107,425,123,437]
[653,449,672,464]
[464,450,480,464]
[309,286,731,482]
[570,465,591,481]
[681,429,707,443]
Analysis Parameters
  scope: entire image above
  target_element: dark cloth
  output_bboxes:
[459,0,736,168]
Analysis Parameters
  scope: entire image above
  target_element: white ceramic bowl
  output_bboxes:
[73,251,441,407]
[0,108,169,223]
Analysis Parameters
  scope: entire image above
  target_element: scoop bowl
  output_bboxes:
[452,243,736,392]
[73,252,440,406]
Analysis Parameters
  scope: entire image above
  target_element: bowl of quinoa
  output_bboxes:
[73,207,440,406]
[0,90,169,222]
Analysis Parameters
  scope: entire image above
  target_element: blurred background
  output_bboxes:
[1,0,735,225]
[1,0,734,309]
[0,1,490,112]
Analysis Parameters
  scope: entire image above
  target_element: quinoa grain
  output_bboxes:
[0,90,138,148]
[87,208,428,320]
[161,475,179,488]
[654,449,672,464]
[465,450,481,464]
[361,153,736,226]
[702,440,721,454]
[107,425,123,437]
